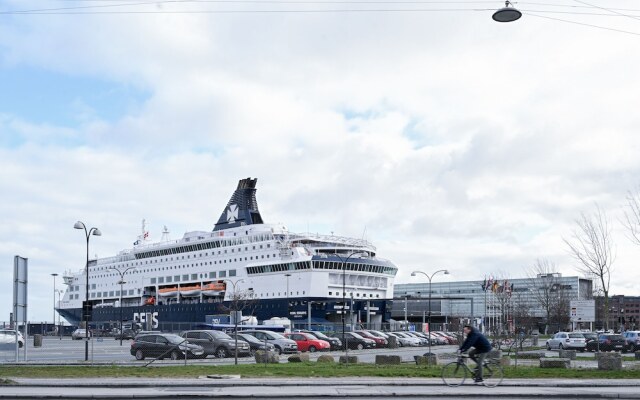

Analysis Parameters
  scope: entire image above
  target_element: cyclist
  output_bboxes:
[459,324,492,384]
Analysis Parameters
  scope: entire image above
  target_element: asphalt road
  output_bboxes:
[1,336,459,364]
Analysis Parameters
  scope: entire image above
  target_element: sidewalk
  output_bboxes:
[1,377,640,399]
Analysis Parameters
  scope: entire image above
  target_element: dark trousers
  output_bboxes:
[469,348,488,380]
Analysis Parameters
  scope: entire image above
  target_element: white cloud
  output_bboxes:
[1,1,640,321]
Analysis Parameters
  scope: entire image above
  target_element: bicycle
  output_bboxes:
[441,352,504,388]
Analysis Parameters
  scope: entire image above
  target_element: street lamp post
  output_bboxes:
[109,266,137,346]
[334,250,367,365]
[285,273,291,318]
[56,289,64,339]
[51,273,58,335]
[74,221,102,362]
[411,269,449,363]
[224,278,245,365]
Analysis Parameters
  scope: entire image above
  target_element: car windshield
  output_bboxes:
[267,332,286,339]
[568,333,584,338]
[350,332,364,339]
[237,334,260,344]
[210,331,232,340]
[310,331,330,340]
[165,334,185,344]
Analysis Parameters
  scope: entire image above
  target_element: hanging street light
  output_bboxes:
[493,1,522,23]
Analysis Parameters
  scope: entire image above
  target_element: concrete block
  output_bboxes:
[598,354,622,370]
[500,356,511,366]
[634,351,640,361]
[375,355,401,365]
[559,349,577,360]
[539,358,570,368]
[518,352,546,359]
[387,336,398,349]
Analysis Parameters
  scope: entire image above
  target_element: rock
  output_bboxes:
[317,355,335,363]
[414,355,437,366]
[254,350,279,364]
[338,355,358,364]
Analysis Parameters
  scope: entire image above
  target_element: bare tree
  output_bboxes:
[217,286,258,364]
[622,187,640,245]
[527,259,562,334]
[563,205,615,330]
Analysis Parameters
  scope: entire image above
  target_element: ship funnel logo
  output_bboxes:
[227,204,238,223]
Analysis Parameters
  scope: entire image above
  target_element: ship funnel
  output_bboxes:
[213,178,264,231]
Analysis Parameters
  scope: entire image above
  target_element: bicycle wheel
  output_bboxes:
[481,360,504,388]
[441,361,468,387]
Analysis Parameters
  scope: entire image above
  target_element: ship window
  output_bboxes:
[129,290,134,295]
[174,275,180,282]
[219,271,227,278]
[158,277,164,283]
[91,284,96,289]
[260,245,263,249]
[166,276,172,283]
[109,291,114,296]
[229,269,236,277]
[329,292,332,295]
[209,272,216,278]
[97,293,102,298]
[151,278,156,284]
[191,274,197,280]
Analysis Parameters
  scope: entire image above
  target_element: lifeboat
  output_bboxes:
[202,282,226,296]
[179,285,201,297]
[158,287,178,297]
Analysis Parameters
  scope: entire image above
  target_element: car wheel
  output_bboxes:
[18,342,23,349]
[250,349,256,356]
[275,346,282,355]
[308,346,317,353]
[546,343,551,350]
[356,343,364,350]
[559,343,564,350]
[135,350,145,360]
[215,347,229,358]
[170,350,181,360]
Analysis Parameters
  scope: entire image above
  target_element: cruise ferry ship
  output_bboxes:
[57,178,398,331]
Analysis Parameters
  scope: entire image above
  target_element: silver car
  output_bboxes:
[71,329,91,340]
[0,329,24,348]
[546,332,586,350]
[241,330,298,354]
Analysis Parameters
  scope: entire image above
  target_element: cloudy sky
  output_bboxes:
[1,0,640,323]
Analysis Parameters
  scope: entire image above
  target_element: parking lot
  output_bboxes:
[1,335,459,365]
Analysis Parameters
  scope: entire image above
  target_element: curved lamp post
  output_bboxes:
[411,269,449,363]
[334,250,368,365]
[74,221,101,362]
[109,266,137,346]
[493,1,522,22]
[224,278,245,365]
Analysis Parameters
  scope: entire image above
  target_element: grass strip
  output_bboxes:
[1,363,640,379]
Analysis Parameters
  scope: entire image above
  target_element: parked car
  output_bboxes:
[0,329,24,348]
[71,329,91,340]
[354,330,388,348]
[181,330,251,358]
[331,332,375,350]
[114,328,137,340]
[545,332,586,351]
[295,330,342,350]
[130,333,205,360]
[241,330,298,354]
[403,331,429,346]
[384,332,413,347]
[285,332,330,352]
[623,331,640,352]
[229,332,276,355]
[391,332,422,347]
[582,332,598,347]
[586,334,628,352]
